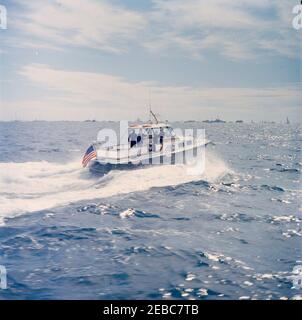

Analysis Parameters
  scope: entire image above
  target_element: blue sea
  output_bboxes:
[0,121,301,300]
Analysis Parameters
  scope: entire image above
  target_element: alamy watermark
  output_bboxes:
[0,265,7,290]
[293,2,302,30]
[95,121,206,176]
[289,265,302,290]
[0,4,7,29]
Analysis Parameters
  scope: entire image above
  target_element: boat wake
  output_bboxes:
[0,152,231,225]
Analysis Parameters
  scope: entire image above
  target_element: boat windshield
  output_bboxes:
[129,126,174,137]
[127,126,176,147]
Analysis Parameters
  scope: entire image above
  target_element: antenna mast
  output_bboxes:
[147,89,159,124]
[150,109,159,124]
[148,90,152,122]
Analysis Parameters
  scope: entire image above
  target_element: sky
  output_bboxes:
[0,0,301,121]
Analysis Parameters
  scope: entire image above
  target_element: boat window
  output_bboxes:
[153,128,160,135]
[164,127,174,137]
[145,128,152,136]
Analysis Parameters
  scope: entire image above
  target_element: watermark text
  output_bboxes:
[293,2,302,30]
[0,4,7,30]
[0,265,7,289]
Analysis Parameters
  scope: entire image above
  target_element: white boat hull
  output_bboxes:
[92,139,210,167]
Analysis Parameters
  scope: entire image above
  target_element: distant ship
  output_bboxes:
[203,117,226,124]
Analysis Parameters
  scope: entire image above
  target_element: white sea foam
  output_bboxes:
[119,208,135,219]
[0,152,231,225]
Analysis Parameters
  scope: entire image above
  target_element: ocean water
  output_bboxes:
[0,121,301,300]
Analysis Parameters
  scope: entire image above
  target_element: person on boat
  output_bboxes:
[159,128,164,151]
[148,129,153,152]
[137,130,143,145]
[129,130,138,148]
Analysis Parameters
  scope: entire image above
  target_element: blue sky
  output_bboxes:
[0,0,301,121]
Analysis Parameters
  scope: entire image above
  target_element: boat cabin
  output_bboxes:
[128,122,176,149]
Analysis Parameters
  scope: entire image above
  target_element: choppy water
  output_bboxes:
[0,121,301,300]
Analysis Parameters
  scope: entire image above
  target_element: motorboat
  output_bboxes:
[83,111,210,168]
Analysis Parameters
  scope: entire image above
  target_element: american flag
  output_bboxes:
[82,145,97,167]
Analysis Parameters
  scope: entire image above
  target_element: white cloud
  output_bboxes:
[1,63,299,121]
[151,0,270,30]
[146,0,300,59]
[7,0,301,60]
[12,0,146,53]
